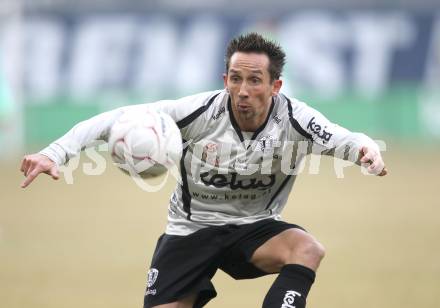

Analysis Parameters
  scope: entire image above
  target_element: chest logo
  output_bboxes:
[200,172,275,190]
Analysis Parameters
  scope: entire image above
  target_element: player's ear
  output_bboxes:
[223,73,228,89]
[272,79,282,96]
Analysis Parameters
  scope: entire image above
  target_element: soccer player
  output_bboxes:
[20,33,387,308]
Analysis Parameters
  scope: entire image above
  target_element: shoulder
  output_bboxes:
[173,89,227,129]
[175,89,225,107]
[274,93,311,115]
[273,93,313,140]
[143,89,226,126]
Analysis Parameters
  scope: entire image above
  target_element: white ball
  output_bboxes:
[108,110,182,178]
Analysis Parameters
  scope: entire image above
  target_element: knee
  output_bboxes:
[286,236,326,266]
[251,229,326,273]
[297,239,325,261]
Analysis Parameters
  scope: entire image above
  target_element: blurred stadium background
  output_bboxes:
[1,0,439,307]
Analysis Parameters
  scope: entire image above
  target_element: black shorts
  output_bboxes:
[143,219,304,308]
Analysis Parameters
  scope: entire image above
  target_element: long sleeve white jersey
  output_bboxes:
[41,89,379,235]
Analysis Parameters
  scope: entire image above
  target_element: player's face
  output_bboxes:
[224,52,282,131]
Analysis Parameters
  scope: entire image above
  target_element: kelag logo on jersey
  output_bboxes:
[307,117,333,144]
[200,172,275,190]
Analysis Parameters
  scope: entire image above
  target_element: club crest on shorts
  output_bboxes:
[147,268,159,288]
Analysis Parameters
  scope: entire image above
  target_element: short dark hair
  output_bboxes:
[225,32,286,82]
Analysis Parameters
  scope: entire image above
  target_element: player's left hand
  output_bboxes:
[359,146,388,176]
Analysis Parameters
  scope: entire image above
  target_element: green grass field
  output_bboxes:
[1,145,439,307]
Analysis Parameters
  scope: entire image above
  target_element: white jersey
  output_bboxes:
[41,89,379,235]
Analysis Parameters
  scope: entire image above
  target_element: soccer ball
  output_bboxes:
[108,109,182,178]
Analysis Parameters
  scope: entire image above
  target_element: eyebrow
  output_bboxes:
[229,69,263,75]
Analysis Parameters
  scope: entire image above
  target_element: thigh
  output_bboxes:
[144,231,223,308]
[219,219,304,280]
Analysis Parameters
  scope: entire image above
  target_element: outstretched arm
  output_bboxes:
[19,90,224,188]
[289,97,388,176]
[19,106,128,188]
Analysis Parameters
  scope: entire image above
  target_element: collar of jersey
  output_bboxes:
[227,96,275,144]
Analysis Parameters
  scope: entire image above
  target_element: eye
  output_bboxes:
[250,77,261,84]
[230,75,241,83]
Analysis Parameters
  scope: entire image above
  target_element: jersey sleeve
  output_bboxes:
[39,107,124,166]
[40,90,222,166]
[289,97,380,163]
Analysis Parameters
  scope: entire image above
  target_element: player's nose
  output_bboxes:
[238,82,249,97]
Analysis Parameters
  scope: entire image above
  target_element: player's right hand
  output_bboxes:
[359,146,388,176]
[20,154,59,188]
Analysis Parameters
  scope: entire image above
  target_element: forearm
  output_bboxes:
[312,126,380,165]
[39,107,126,166]
[333,131,380,165]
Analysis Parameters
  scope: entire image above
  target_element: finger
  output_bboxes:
[360,155,370,163]
[24,161,32,177]
[361,157,373,164]
[359,147,368,162]
[378,167,388,176]
[369,158,384,173]
[21,168,41,188]
[20,156,27,172]
[360,151,375,163]
[22,158,32,176]
[368,165,379,175]
[369,165,381,175]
